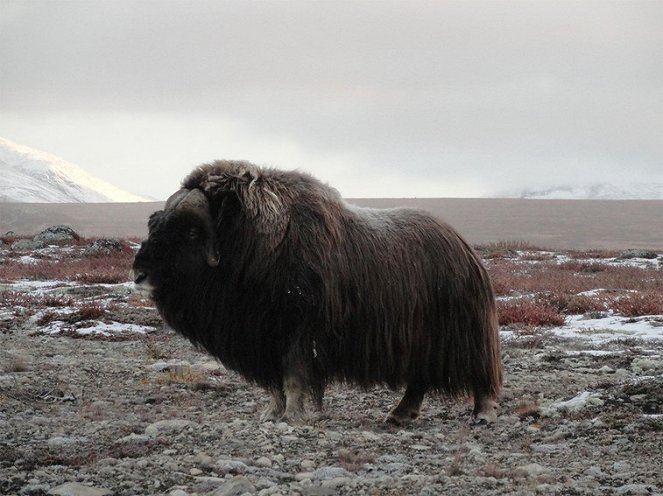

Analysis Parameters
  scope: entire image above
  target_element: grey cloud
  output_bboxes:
[0,0,661,198]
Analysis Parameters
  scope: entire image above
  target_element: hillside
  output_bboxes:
[0,137,147,203]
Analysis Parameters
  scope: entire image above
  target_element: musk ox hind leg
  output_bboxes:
[386,385,426,426]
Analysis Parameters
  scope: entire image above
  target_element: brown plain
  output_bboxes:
[1,198,661,250]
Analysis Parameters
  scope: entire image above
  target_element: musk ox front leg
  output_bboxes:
[260,386,286,423]
[282,373,307,423]
[386,385,426,425]
[260,375,314,424]
[472,394,499,424]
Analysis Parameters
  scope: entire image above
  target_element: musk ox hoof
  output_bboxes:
[385,410,420,426]
[260,409,282,423]
[472,398,498,425]
[281,408,308,425]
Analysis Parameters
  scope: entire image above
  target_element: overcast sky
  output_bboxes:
[1,0,661,199]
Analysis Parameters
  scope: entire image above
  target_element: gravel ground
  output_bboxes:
[1,241,662,495]
[1,315,662,495]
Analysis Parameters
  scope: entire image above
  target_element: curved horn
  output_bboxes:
[175,188,210,216]
[165,188,189,210]
[173,189,220,267]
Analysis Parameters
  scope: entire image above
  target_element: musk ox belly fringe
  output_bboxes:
[132,160,503,426]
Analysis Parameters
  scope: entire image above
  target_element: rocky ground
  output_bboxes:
[1,239,662,495]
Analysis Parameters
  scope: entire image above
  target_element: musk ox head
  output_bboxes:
[133,188,220,299]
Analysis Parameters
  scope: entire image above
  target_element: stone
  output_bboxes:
[20,483,50,495]
[618,249,658,260]
[309,467,352,480]
[254,456,272,468]
[208,475,256,496]
[47,482,112,496]
[514,463,550,478]
[83,239,126,256]
[145,419,195,438]
[47,436,87,448]
[11,239,45,251]
[616,484,656,495]
[34,225,80,243]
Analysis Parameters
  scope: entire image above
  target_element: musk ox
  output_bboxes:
[133,160,502,425]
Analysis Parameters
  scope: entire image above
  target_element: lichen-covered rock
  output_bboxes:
[83,238,126,256]
[618,249,658,260]
[34,225,80,243]
[11,239,45,250]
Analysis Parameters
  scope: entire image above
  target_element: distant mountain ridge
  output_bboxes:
[498,183,663,200]
[0,137,148,202]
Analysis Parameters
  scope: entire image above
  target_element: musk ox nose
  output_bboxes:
[129,269,147,286]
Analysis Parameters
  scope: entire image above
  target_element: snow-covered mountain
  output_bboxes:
[498,183,663,200]
[0,137,148,202]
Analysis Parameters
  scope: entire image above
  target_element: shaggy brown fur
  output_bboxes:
[133,160,502,424]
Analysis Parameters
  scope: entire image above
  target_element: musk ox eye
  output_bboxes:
[187,227,200,240]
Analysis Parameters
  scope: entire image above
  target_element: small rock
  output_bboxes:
[309,467,352,480]
[115,433,150,445]
[208,475,256,496]
[145,419,195,438]
[47,436,87,448]
[194,451,215,469]
[616,484,656,495]
[83,238,125,256]
[361,431,381,441]
[254,456,272,468]
[631,358,660,372]
[190,468,203,476]
[169,490,189,496]
[11,239,45,251]
[217,459,249,475]
[300,459,316,471]
[48,482,112,496]
[514,463,550,478]
[150,360,192,373]
[21,483,50,495]
[612,461,632,473]
[542,392,603,416]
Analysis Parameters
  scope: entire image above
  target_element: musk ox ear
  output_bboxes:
[203,171,290,252]
[171,188,220,267]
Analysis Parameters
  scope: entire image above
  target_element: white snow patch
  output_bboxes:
[42,320,156,336]
[549,314,663,344]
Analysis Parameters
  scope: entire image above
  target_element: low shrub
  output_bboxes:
[611,292,663,317]
[497,298,566,327]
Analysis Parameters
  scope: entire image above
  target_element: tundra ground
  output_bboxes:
[1,239,662,495]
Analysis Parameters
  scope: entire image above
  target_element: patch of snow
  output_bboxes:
[549,314,663,344]
[42,320,156,336]
[497,182,663,200]
[17,255,39,265]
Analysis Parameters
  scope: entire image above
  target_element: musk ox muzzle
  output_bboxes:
[133,160,502,426]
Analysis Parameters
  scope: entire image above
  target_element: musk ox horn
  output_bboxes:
[164,188,190,211]
[169,188,220,267]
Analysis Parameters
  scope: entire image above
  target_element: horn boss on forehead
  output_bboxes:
[132,159,502,426]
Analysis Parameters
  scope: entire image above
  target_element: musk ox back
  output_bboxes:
[133,160,502,425]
